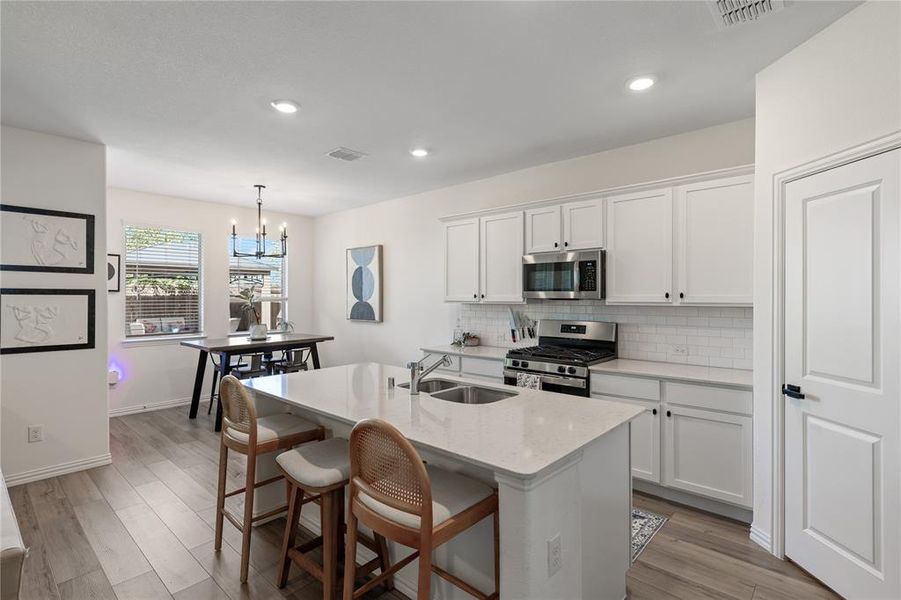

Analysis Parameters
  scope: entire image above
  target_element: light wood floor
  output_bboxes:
[8,406,839,600]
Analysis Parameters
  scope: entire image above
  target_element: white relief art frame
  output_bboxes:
[0,204,95,273]
[0,289,96,354]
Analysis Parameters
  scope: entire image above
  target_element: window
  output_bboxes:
[228,238,286,333]
[124,225,202,337]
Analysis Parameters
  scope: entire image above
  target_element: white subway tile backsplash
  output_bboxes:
[457,300,753,369]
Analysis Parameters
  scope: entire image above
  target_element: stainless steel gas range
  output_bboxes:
[503,320,617,397]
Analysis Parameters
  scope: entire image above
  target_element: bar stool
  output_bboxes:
[343,419,499,600]
[275,438,392,600]
[215,375,325,583]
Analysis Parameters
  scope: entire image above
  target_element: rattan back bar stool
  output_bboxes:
[216,375,325,582]
[275,438,392,600]
[342,419,499,600]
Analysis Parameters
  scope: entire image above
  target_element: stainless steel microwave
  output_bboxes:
[522,250,605,300]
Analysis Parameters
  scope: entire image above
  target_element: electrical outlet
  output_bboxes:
[547,533,562,576]
[27,425,43,443]
[671,344,687,355]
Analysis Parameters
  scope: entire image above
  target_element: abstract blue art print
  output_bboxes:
[346,244,382,322]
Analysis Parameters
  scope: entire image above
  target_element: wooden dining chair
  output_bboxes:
[216,375,325,582]
[342,419,499,600]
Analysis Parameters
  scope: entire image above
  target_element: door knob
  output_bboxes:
[782,384,805,400]
[665,292,670,299]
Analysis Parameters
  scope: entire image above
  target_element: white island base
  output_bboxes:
[245,363,638,600]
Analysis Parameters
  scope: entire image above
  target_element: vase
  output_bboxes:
[249,324,268,340]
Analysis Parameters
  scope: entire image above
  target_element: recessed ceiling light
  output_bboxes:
[410,148,429,158]
[627,76,656,92]
[270,99,299,114]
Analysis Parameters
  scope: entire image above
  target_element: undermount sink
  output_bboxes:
[397,378,460,393]
[429,385,517,405]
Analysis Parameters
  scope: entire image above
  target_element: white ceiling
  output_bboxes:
[1,1,857,216]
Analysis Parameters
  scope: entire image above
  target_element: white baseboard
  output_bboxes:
[749,524,772,553]
[633,480,753,523]
[109,396,192,417]
[5,453,112,487]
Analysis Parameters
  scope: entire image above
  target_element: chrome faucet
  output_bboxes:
[406,353,451,394]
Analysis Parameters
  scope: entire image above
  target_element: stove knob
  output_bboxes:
[557,365,566,374]
[521,361,529,368]
[567,366,577,375]
[511,360,520,367]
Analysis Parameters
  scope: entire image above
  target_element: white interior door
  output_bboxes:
[480,211,523,303]
[676,175,753,305]
[605,187,673,304]
[524,206,561,253]
[562,198,604,250]
[444,218,480,302]
[784,149,900,599]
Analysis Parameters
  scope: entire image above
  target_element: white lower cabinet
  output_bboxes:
[591,373,752,508]
[595,394,660,483]
[662,405,752,508]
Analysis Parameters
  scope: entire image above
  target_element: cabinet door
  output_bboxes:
[606,188,673,304]
[676,175,753,304]
[480,212,524,303]
[594,394,660,483]
[562,198,604,250]
[662,405,752,507]
[524,206,561,253]
[444,218,480,302]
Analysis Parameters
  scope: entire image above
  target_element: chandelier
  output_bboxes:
[230,185,287,259]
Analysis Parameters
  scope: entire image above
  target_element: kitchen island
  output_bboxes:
[245,362,643,600]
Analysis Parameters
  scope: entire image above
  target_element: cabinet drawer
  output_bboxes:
[461,357,504,379]
[590,373,660,401]
[663,381,751,416]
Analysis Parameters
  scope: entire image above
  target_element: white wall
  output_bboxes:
[312,118,755,368]
[752,0,901,553]
[0,125,109,484]
[106,188,314,415]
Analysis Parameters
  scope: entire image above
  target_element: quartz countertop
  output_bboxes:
[590,359,752,389]
[244,362,642,479]
[420,344,509,360]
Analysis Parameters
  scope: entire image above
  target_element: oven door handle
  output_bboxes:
[504,370,587,389]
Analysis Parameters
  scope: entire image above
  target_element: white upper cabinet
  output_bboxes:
[525,198,604,254]
[676,175,753,304]
[606,187,674,304]
[480,211,524,303]
[524,206,561,253]
[562,198,604,251]
[444,218,480,302]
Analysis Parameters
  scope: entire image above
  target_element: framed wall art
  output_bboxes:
[346,245,382,322]
[0,289,96,354]
[107,253,121,292]
[0,204,95,273]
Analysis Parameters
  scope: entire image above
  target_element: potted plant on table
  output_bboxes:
[238,288,268,340]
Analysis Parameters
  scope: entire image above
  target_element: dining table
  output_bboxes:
[180,332,334,431]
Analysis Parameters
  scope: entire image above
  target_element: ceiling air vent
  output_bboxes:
[326,147,367,162]
[709,0,785,28]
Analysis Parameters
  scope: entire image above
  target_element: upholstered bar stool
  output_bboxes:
[275,438,392,600]
[343,419,500,600]
[216,375,325,583]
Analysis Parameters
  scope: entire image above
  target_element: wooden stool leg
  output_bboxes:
[277,483,303,588]
[214,440,228,551]
[417,549,432,600]
[239,449,257,583]
[342,506,359,600]
[374,533,393,591]
[322,491,338,600]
